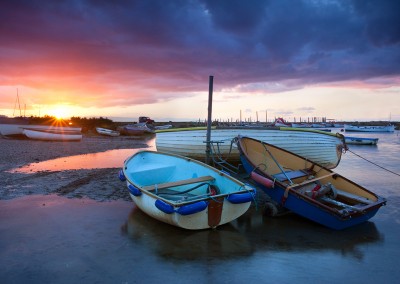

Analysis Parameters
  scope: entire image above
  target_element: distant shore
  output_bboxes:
[0,135,151,201]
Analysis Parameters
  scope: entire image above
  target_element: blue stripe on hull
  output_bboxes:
[240,153,379,230]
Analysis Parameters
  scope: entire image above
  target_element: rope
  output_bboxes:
[240,184,258,211]
[347,149,400,177]
[158,182,210,195]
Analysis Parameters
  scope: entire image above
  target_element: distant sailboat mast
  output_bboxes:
[13,88,22,117]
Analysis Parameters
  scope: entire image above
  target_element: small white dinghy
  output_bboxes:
[23,128,82,141]
[95,127,120,137]
[119,150,255,230]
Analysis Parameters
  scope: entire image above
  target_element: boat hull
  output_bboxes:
[121,150,255,230]
[118,123,155,135]
[156,128,346,169]
[95,127,120,137]
[344,124,395,132]
[345,136,378,145]
[0,123,81,136]
[237,136,386,230]
[23,129,82,141]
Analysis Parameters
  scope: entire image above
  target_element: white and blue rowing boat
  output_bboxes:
[119,150,255,230]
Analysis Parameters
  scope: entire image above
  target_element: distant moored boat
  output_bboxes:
[344,124,395,132]
[96,127,120,137]
[344,136,379,145]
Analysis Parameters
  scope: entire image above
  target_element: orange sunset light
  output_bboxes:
[46,104,75,120]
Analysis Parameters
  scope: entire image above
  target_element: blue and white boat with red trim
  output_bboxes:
[119,150,255,230]
[236,136,386,230]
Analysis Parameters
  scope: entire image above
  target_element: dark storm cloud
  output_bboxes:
[0,0,399,104]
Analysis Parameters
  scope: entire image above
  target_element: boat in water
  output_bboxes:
[344,124,395,132]
[237,136,386,230]
[118,150,255,230]
[156,127,347,169]
[23,128,82,141]
[95,127,120,137]
[344,136,379,145]
[291,123,310,128]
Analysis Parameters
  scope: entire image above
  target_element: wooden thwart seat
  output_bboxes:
[273,170,309,182]
[143,176,215,191]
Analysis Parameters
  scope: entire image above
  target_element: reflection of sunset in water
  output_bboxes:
[10,149,144,173]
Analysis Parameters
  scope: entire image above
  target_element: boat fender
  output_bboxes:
[176,201,208,215]
[118,170,126,181]
[155,199,175,214]
[226,191,255,204]
[250,171,274,188]
[128,184,142,196]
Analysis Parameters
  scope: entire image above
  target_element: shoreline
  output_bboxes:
[0,135,152,201]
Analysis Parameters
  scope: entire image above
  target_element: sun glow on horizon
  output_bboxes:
[46,104,75,120]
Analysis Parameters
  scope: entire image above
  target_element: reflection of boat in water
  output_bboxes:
[231,208,383,259]
[122,207,253,260]
[123,204,383,261]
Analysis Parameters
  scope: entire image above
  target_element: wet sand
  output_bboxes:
[0,135,151,201]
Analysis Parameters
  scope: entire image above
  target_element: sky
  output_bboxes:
[0,0,399,122]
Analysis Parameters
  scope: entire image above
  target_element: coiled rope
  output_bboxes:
[347,149,400,177]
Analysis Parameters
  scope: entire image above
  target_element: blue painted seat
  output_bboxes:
[273,170,308,182]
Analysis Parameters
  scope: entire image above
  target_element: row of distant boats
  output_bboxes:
[0,123,388,145]
[0,114,394,142]
[0,116,170,141]
[272,117,396,132]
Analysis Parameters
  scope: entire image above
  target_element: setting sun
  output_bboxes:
[47,104,73,120]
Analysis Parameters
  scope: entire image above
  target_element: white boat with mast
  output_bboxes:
[0,90,81,136]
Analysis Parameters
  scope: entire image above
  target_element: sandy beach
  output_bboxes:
[0,135,151,201]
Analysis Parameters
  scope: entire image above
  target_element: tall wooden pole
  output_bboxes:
[205,75,214,164]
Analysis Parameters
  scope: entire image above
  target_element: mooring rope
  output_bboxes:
[347,149,400,177]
